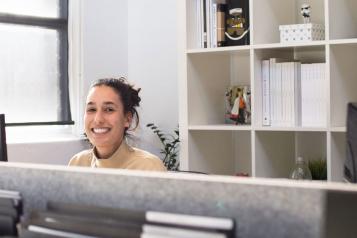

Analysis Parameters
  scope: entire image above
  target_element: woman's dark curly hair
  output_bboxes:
[91,77,141,134]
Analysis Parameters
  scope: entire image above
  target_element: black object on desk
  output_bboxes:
[344,103,357,183]
[0,190,23,236]
[325,189,357,238]
[0,114,8,162]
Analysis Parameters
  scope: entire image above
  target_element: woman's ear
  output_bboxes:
[124,111,133,129]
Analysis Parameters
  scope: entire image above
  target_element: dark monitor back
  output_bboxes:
[325,190,357,238]
[0,114,7,162]
[345,103,357,183]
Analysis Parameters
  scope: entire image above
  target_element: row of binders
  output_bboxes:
[187,0,225,48]
[19,201,235,238]
[262,58,327,127]
[190,0,227,48]
[0,189,23,237]
[190,0,250,49]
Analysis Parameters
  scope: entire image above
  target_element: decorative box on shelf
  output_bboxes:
[279,23,325,43]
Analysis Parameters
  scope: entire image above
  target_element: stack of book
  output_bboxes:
[0,189,23,236]
[20,201,235,238]
[261,59,326,127]
[300,63,327,127]
[191,0,249,48]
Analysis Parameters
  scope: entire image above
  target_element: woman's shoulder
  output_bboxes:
[131,147,158,159]
[129,147,166,171]
[68,149,93,166]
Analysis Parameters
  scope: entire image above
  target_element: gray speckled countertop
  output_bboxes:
[1,162,356,238]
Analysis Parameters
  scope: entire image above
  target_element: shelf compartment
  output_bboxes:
[187,50,250,126]
[252,0,325,45]
[185,0,250,51]
[255,131,326,178]
[329,44,357,127]
[253,46,326,127]
[329,0,357,40]
[330,132,346,182]
[296,131,327,161]
[188,130,252,176]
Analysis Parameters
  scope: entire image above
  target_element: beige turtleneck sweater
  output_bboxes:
[68,140,166,171]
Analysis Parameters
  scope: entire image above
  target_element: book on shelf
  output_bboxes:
[262,59,270,125]
[216,3,226,47]
[212,2,218,48]
[268,58,284,127]
[225,85,251,125]
[300,63,326,127]
[261,59,326,128]
[193,0,249,48]
[206,0,226,48]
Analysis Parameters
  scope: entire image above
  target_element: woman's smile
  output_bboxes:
[92,127,111,134]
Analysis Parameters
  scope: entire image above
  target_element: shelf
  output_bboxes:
[330,127,347,133]
[252,0,325,45]
[187,51,250,125]
[254,127,328,132]
[330,132,346,182]
[329,0,357,40]
[329,38,357,45]
[255,131,326,179]
[188,124,252,131]
[187,45,250,54]
[253,41,326,50]
[180,0,352,181]
[330,44,357,127]
[188,130,252,176]
[189,126,340,132]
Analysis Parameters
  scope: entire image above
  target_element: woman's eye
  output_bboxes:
[86,108,96,113]
[104,107,114,112]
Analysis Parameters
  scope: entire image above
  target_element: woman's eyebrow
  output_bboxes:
[86,101,116,105]
[102,102,117,106]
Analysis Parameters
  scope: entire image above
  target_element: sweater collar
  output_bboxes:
[91,139,134,168]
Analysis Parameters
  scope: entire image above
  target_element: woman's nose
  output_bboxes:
[94,110,105,123]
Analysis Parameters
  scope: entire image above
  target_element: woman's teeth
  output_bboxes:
[93,128,110,134]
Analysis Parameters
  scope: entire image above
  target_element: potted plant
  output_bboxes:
[146,123,180,171]
[308,158,327,180]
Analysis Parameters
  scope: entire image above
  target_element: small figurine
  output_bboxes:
[301,3,311,24]
[225,8,249,41]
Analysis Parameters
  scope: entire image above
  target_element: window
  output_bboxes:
[0,0,73,126]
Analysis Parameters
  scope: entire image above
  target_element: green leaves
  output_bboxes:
[146,123,180,171]
[308,158,327,180]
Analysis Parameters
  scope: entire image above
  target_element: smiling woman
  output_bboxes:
[68,78,166,171]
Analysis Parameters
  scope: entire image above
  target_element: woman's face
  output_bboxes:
[84,85,131,158]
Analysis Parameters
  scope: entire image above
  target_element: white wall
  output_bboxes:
[128,0,178,155]
[82,0,129,92]
[7,0,178,164]
[8,140,89,165]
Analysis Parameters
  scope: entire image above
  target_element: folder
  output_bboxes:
[47,201,235,237]
[24,211,142,238]
[0,214,16,236]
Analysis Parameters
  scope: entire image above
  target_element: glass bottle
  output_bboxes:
[290,157,312,180]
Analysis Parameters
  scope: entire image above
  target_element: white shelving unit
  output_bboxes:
[178,0,357,181]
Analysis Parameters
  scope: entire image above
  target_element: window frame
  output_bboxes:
[0,0,74,127]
